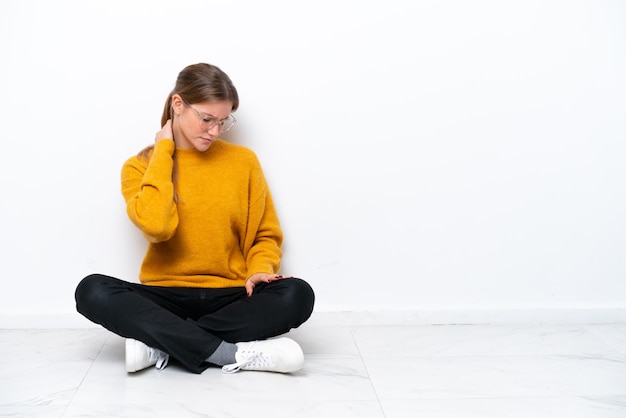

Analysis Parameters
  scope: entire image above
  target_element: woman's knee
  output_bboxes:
[75,274,117,315]
[282,278,315,323]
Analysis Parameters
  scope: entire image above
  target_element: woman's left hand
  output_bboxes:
[245,273,291,297]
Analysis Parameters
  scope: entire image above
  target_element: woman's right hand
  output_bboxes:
[155,119,173,143]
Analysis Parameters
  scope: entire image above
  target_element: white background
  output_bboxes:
[1,0,625,324]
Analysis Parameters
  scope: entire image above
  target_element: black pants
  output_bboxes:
[75,274,315,373]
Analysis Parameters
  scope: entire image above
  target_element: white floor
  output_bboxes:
[1,321,626,417]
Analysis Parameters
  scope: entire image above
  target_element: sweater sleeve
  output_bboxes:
[244,165,284,277]
[121,139,179,243]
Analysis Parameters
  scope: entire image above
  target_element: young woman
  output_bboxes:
[75,63,315,374]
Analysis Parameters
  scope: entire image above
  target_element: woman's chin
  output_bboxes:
[195,139,213,152]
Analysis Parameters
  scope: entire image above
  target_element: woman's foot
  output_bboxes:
[125,339,169,372]
[222,337,304,374]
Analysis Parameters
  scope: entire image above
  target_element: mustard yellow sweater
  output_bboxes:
[121,139,283,288]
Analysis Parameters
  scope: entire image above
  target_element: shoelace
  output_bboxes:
[150,348,169,371]
[221,344,269,374]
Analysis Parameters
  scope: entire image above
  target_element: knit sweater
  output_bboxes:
[121,138,283,288]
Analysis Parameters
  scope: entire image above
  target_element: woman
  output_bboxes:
[75,63,315,374]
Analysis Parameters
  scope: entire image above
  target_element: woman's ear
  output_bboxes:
[171,94,184,116]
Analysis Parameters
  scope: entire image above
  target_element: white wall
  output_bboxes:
[1,0,625,326]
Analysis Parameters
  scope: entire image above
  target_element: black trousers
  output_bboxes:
[75,274,315,373]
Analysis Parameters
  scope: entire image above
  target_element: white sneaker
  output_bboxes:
[221,337,304,374]
[125,338,169,372]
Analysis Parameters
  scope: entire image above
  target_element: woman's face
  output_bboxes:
[172,95,234,152]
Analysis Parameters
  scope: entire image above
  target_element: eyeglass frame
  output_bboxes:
[182,99,237,132]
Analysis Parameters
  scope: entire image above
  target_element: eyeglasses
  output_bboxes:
[183,100,236,132]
